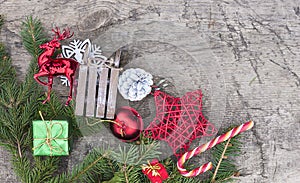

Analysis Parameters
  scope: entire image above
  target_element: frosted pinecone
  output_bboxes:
[118,68,153,101]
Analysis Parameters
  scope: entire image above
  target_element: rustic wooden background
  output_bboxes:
[1,0,300,182]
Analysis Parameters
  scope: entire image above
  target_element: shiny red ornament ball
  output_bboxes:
[110,106,143,141]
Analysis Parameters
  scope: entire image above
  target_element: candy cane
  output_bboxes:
[177,121,254,177]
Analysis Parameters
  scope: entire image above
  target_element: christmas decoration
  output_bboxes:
[141,159,169,183]
[0,16,254,183]
[32,112,69,156]
[144,90,216,157]
[74,49,121,119]
[34,27,79,106]
[177,121,254,177]
[110,106,143,141]
[60,39,108,86]
[118,68,153,101]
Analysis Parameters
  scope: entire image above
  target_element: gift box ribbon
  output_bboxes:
[32,111,68,156]
[141,160,162,177]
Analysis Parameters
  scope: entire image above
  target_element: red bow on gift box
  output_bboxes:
[141,159,169,183]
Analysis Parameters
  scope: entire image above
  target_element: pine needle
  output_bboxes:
[211,138,231,182]
[1,15,246,183]
[66,149,113,183]
[0,15,4,29]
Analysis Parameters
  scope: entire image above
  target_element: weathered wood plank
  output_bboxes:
[75,65,88,116]
[106,68,119,119]
[1,1,300,183]
[106,50,121,119]
[114,50,121,67]
[85,66,98,117]
[96,68,109,118]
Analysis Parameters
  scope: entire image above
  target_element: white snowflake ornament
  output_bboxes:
[60,39,108,86]
[118,68,153,101]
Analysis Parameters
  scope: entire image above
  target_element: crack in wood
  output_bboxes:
[235,89,268,179]
[268,59,300,86]
[249,59,263,84]
[293,7,300,16]
[250,17,296,56]
[182,0,191,19]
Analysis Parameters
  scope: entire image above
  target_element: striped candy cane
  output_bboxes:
[177,121,254,177]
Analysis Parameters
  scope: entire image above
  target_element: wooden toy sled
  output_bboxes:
[75,49,121,119]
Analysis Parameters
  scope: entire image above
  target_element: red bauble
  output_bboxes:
[110,106,143,141]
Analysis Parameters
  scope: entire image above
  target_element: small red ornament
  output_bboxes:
[141,159,169,183]
[110,106,143,141]
[34,27,79,106]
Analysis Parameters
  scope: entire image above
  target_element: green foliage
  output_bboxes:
[20,16,47,59]
[206,135,241,183]
[0,18,44,180]
[0,16,79,183]
[0,15,4,28]
[0,45,16,85]
[75,116,104,136]
[110,141,161,183]
[163,158,200,183]
[49,148,116,183]
[110,141,161,166]
[0,15,245,183]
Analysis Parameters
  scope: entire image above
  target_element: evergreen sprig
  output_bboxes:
[49,148,115,183]
[0,16,80,183]
[110,141,161,183]
[20,16,47,59]
[0,15,53,183]
[0,15,4,29]
[206,134,241,183]
[0,15,246,183]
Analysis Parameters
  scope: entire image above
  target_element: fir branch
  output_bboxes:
[11,156,31,183]
[127,167,148,183]
[49,148,115,183]
[109,141,161,183]
[19,16,46,108]
[164,158,199,183]
[111,145,139,166]
[202,132,242,183]
[29,157,60,183]
[69,151,110,182]
[1,15,249,183]
[20,16,47,59]
[110,141,161,166]
[211,139,231,182]
[0,43,16,85]
[0,15,78,183]
[124,164,130,183]
[135,141,161,165]
[0,15,4,29]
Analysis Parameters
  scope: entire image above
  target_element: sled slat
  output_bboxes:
[75,50,121,119]
[106,68,119,119]
[96,68,109,118]
[86,66,98,117]
[75,65,88,116]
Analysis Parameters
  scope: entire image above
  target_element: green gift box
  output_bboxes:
[32,120,69,156]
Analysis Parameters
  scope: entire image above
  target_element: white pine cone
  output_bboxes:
[118,68,153,101]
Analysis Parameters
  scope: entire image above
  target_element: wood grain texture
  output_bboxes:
[1,0,300,182]
[75,65,88,116]
[85,66,98,117]
[96,68,109,118]
[106,69,119,119]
